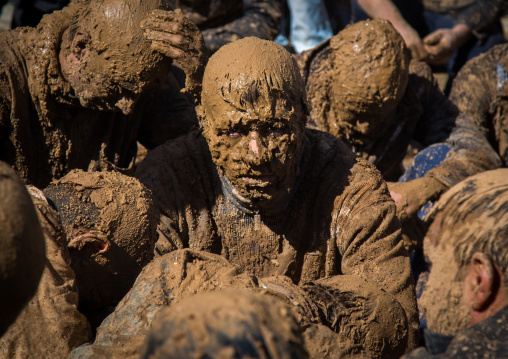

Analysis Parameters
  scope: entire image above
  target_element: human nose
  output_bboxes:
[248,131,267,161]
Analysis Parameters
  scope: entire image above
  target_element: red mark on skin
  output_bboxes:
[68,232,109,253]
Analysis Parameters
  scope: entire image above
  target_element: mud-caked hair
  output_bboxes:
[201,37,310,128]
[429,169,508,281]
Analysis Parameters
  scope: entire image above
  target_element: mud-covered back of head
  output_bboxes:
[329,19,410,115]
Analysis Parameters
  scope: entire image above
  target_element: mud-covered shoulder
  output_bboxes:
[305,129,385,187]
[449,44,508,134]
[135,128,213,187]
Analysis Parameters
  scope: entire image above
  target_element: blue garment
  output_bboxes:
[400,143,452,218]
[275,0,333,53]
[400,143,452,338]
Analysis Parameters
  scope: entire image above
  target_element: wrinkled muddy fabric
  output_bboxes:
[140,290,308,359]
[71,249,409,358]
[422,0,503,32]
[69,250,260,358]
[174,0,282,54]
[0,187,91,358]
[0,162,45,336]
[0,6,197,189]
[450,44,508,166]
[403,305,508,358]
[299,38,501,184]
[135,129,419,351]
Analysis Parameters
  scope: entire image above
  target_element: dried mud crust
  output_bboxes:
[71,250,410,358]
[0,162,45,336]
[140,290,308,359]
[0,1,197,189]
[135,128,419,351]
[0,186,91,358]
[43,170,159,328]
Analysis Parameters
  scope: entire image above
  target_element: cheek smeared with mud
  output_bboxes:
[201,37,307,201]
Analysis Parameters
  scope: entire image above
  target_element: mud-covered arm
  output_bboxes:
[449,47,500,148]
[455,0,503,33]
[202,0,283,54]
[426,114,502,188]
[134,142,188,255]
[142,10,207,102]
[333,161,419,349]
[388,58,501,221]
[137,72,198,150]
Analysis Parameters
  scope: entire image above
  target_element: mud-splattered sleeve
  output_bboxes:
[455,0,503,33]
[449,46,500,139]
[409,58,503,187]
[332,160,419,349]
[137,73,198,150]
[134,142,188,255]
[202,0,283,54]
[425,47,505,188]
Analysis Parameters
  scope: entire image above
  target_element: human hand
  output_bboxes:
[142,9,207,98]
[423,24,471,65]
[397,23,427,61]
[387,177,446,222]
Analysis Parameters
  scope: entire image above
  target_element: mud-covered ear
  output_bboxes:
[71,31,91,60]
[466,252,495,311]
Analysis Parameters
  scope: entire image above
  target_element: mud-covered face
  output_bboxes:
[204,97,304,202]
[201,37,308,204]
[419,215,471,335]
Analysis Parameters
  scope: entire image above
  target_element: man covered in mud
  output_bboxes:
[403,169,508,358]
[70,37,418,358]
[299,19,500,230]
[0,170,158,357]
[0,0,205,189]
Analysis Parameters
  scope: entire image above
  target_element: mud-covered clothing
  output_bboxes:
[134,128,419,349]
[403,305,508,358]
[0,187,91,358]
[178,0,283,54]
[450,44,508,166]
[421,0,503,33]
[299,41,501,185]
[0,15,198,189]
[71,249,410,359]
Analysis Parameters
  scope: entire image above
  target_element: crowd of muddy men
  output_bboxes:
[0,0,507,358]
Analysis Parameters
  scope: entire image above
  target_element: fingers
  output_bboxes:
[423,30,443,46]
[151,41,185,59]
[409,42,428,62]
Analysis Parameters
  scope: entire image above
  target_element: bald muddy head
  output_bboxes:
[59,0,172,114]
[201,37,309,205]
[43,170,158,311]
[328,19,410,143]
